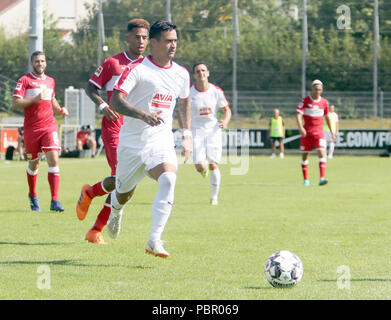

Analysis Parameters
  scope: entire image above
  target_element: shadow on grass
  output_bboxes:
[242,286,273,290]
[0,259,154,269]
[318,279,391,282]
[132,202,153,206]
[0,241,74,246]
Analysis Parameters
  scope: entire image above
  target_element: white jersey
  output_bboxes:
[190,83,229,130]
[114,56,190,145]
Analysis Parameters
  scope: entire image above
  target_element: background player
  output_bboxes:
[190,62,231,205]
[269,108,285,159]
[76,19,150,244]
[324,104,339,159]
[12,51,68,212]
[107,20,192,258]
[296,79,336,186]
[76,125,96,157]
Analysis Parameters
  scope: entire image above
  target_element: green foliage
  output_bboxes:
[1,0,391,104]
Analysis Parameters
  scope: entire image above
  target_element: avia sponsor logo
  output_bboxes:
[304,107,324,117]
[336,131,391,148]
[199,107,212,116]
[151,93,174,109]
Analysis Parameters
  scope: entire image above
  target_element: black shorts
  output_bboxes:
[270,137,283,143]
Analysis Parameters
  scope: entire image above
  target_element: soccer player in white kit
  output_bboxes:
[107,20,192,258]
[190,62,231,205]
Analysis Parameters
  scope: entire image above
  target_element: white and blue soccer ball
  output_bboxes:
[264,250,303,288]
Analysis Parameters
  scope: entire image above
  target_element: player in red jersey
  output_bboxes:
[12,51,69,212]
[76,18,150,244]
[296,80,336,186]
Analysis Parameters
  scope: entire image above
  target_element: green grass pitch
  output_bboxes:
[0,154,390,300]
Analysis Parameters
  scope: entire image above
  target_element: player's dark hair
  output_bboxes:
[30,51,45,61]
[149,20,177,40]
[192,62,208,73]
[127,18,150,32]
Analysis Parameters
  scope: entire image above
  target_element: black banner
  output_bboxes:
[174,129,391,150]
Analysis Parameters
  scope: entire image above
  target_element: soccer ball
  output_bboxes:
[264,250,303,288]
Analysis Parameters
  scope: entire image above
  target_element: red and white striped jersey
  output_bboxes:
[13,73,56,131]
[297,95,329,134]
[89,51,138,135]
[89,51,137,103]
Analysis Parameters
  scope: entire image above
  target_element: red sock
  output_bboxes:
[48,168,60,201]
[301,161,309,180]
[86,181,108,199]
[319,158,327,178]
[27,169,38,197]
[92,204,111,232]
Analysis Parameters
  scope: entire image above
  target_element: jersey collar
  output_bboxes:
[309,95,322,103]
[124,51,142,63]
[194,82,210,93]
[147,55,173,69]
[30,72,46,80]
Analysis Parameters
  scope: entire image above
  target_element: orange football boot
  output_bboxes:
[85,229,107,244]
[76,184,92,220]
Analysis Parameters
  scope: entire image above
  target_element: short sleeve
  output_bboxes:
[13,77,27,98]
[89,58,113,90]
[178,68,190,100]
[296,98,305,114]
[51,78,56,98]
[113,64,139,95]
[324,100,329,115]
[216,87,229,109]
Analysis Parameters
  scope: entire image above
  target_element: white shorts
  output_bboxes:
[116,138,178,193]
[325,131,333,143]
[192,125,222,164]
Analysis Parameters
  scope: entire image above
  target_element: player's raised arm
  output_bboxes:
[110,89,164,126]
[177,97,192,163]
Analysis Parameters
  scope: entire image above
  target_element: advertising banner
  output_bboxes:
[173,129,391,150]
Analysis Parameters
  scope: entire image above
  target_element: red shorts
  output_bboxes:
[300,132,326,152]
[24,127,61,160]
[101,130,119,176]
[101,117,122,176]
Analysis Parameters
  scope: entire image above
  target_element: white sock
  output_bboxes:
[48,166,60,173]
[329,143,335,157]
[27,167,39,176]
[110,191,124,216]
[210,168,221,200]
[150,172,176,242]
